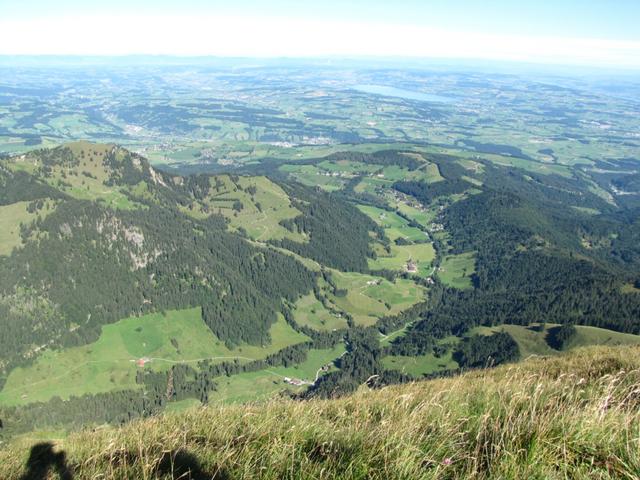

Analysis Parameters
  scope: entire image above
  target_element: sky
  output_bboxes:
[1,0,639,68]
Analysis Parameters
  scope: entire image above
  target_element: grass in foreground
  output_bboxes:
[1,345,638,479]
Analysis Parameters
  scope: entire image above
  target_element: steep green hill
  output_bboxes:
[1,345,638,479]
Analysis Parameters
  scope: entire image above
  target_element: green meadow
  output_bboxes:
[382,350,458,377]
[357,205,428,243]
[438,251,476,289]
[0,309,309,406]
[208,344,345,404]
[186,175,306,242]
[471,324,640,358]
[279,164,347,192]
[291,293,349,332]
[0,201,41,256]
[368,243,436,277]
[325,270,426,326]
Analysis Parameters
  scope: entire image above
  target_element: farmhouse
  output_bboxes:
[136,357,151,368]
[284,377,306,386]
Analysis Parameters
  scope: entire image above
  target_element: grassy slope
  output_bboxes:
[438,251,476,289]
[0,309,309,407]
[292,293,349,331]
[0,202,39,256]
[357,205,427,242]
[382,324,640,379]
[2,345,638,479]
[209,345,346,404]
[186,175,306,242]
[472,323,640,358]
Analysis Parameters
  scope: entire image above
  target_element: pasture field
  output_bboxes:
[317,159,380,175]
[470,324,640,358]
[357,205,427,243]
[390,201,436,227]
[227,176,304,241]
[208,344,345,404]
[383,323,640,378]
[279,164,347,191]
[378,163,442,184]
[382,350,458,377]
[291,293,349,332]
[0,309,309,406]
[368,243,436,277]
[438,251,476,289]
[325,270,426,326]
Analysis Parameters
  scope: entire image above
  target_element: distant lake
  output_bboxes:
[353,84,455,103]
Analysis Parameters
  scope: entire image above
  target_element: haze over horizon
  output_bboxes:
[1,0,640,69]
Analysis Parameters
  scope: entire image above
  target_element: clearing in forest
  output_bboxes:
[323,270,426,327]
[438,251,476,289]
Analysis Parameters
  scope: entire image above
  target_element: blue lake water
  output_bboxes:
[353,84,455,103]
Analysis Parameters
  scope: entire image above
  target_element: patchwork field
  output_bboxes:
[0,309,309,406]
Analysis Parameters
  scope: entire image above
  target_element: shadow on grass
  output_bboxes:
[19,442,73,480]
[18,442,228,479]
[157,449,229,479]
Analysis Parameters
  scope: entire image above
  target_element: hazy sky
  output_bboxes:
[1,0,639,68]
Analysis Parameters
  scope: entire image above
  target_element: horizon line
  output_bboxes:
[1,54,639,73]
